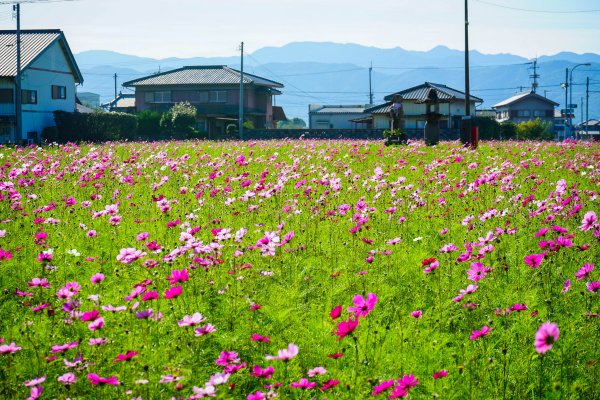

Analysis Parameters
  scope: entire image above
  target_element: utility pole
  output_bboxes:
[564,68,568,139]
[369,62,373,105]
[529,58,539,93]
[462,0,471,145]
[14,3,21,143]
[114,73,118,101]
[239,41,244,140]
[586,77,589,137]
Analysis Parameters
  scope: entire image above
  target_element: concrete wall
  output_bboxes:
[309,112,367,129]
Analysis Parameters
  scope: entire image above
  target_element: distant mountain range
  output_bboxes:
[75,42,600,122]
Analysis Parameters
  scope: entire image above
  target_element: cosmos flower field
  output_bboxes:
[0,139,598,399]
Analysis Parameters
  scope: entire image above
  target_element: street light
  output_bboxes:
[569,63,591,139]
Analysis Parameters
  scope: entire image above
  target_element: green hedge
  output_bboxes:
[48,111,138,143]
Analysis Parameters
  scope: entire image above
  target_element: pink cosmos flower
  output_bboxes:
[422,258,440,274]
[215,351,240,366]
[586,281,600,293]
[116,248,146,264]
[433,370,448,379]
[575,263,594,281]
[57,372,77,385]
[28,278,50,288]
[562,279,571,293]
[580,211,598,231]
[23,376,46,387]
[164,285,182,299]
[90,273,104,284]
[114,350,137,362]
[167,269,189,285]
[524,253,544,268]
[88,338,107,346]
[329,305,342,319]
[247,391,266,400]
[372,379,395,395]
[290,378,317,389]
[411,310,422,318]
[333,317,359,340]
[308,366,327,377]
[51,341,78,353]
[194,324,216,336]
[178,312,206,327]
[321,379,340,391]
[250,365,275,379]
[466,262,492,282]
[250,333,270,343]
[27,385,43,400]
[347,293,377,317]
[141,291,158,301]
[534,322,559,354]
[0,248,13,261]
[87,373,120,385]
[470,326,492,340]
[265,343,299,361]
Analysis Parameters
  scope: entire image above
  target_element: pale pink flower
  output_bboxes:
[266,343,298,361]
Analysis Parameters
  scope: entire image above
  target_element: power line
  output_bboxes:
[474,0,600,14]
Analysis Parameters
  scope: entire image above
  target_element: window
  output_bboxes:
[51,85,66,99]
[533,110,545,117]
[209,90,226,103]
[144,92,154,103]
[416,120,426,129]
[0,89,14,104]
[154,91,171,103]
[22,90,37,105]
[198,91,209,103]
[516,110,530,117]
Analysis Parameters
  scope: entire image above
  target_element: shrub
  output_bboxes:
[243,121,255,130]
[383,128,407,141]
[137,110,162,137]
[516,118,553,140]
[159,112,173,135]
[53,111,137,143]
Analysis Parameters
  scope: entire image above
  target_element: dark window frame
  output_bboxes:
[51,85,67,100]
[22,89,37,105]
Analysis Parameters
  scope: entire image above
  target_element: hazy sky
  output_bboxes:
[0,0,599,58]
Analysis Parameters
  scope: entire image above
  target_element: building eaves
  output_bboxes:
[492,91,559,108]
[0,29,83,83]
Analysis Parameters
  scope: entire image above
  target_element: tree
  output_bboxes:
[515,118,553,140]
[277,118,307,129]
[170,102,197,134]
[500,121,517,140]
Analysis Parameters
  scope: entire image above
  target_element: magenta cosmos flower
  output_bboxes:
[347,293,377,317]
[87,373,120,385]
[333,316,359,340]
[524,253,543,268]
[470,326,492,340]
[534,322,559,354]
[580,211,597,231]
[575,263,594,281]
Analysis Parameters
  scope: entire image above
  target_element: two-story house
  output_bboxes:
[123,66,284,135]
[492,91,558,125]
[357,82,482,133]
[0,29,83,144]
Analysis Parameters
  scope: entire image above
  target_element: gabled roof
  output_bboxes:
[364,102,392,114]
[101,93,135,109]
[0,29,83,83]
[493,91,559,108]
[384,82,483,103]
[123,66,284,88]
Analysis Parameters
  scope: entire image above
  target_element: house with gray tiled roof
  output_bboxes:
[123,66,285,134]
[0,29,83,143]
[308,104,371,129]
[492,91,558,125]
[354,82,482,132]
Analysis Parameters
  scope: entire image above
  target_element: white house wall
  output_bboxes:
[20,41,76,138]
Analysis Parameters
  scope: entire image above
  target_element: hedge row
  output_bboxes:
[45,111,138,143]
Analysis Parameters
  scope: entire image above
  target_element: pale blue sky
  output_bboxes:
[0,0,598,58]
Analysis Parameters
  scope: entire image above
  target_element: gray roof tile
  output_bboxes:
[384,82,483,103]
[123,66,283,88]
[0,29,82,83]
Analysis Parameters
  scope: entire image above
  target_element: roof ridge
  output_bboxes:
[0,29,63,34]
